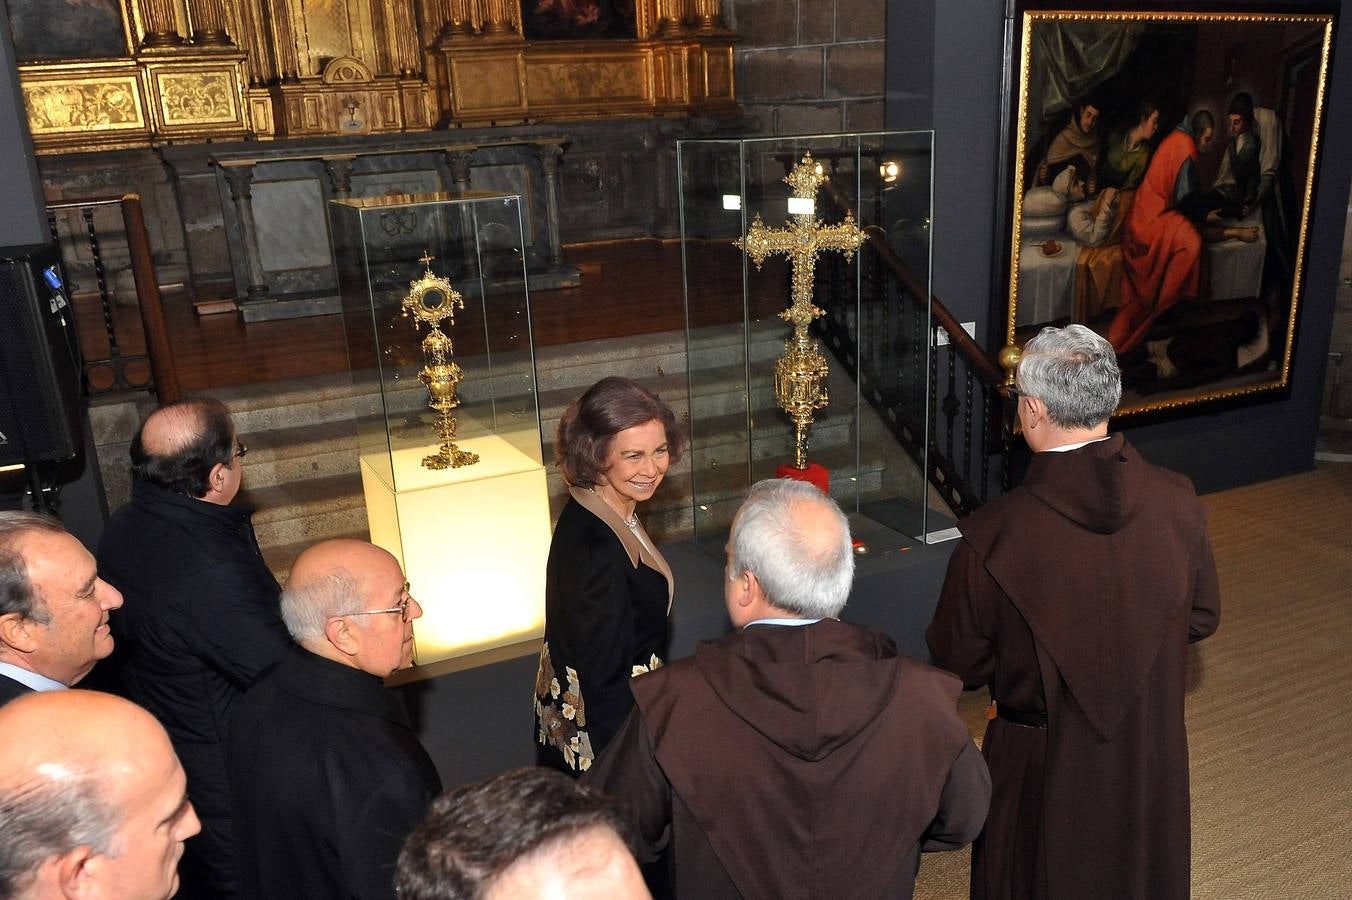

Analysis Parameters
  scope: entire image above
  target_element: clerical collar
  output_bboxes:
[743,617,822,629]
[0,661,67,692]
[1046,435,1112,453]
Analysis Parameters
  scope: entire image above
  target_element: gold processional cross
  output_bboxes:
[402,252,480,470]
[734,152,865,470]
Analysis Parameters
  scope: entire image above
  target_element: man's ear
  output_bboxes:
[50,845,97,898]
[324,616,360,657]
[1023,395,1045,430]
[0,612,39,655]
[205,461,230,497]
[741,571,762,609]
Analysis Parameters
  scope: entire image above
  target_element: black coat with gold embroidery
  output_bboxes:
[534,491,672,774]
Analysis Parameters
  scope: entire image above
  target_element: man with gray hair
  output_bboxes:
[927,324,1220,900]
[0,511,123,703]
[587,479,990,898]
[0,690,201,900]
[227,539,441,900]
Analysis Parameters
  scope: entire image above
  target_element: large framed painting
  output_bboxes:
[1001,4,1335,416]
[8,0,131,62]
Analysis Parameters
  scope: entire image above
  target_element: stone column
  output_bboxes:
[187,0,232,45]
[445,149,478,276]
[534,143,566,270]
[221,164,270,300]
[138,0,185,48]
[324,158,356,199]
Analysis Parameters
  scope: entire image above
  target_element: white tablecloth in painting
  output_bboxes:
[1014,210,1266,328]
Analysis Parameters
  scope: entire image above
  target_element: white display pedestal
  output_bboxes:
[361,431,552,664]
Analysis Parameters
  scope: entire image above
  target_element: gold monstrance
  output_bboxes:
[734,152,866,469]
[402,254,480,470]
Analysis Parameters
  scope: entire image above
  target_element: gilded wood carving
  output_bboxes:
[16,0,738,154]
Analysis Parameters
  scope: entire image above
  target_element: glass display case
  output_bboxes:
[331,192,550,665]
[677,131,942,546]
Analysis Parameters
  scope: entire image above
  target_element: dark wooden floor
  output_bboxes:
[79,239,789,392]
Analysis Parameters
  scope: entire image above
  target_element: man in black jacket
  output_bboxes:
[97,398,292,899]
[229,538,442,900]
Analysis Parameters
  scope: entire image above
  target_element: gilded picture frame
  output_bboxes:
[1001,4,1335,417]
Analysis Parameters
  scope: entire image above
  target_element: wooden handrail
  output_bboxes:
[46,194,181,404]
[120,194,181,404]
[817,178,1006,389]
[859,226,1006,388]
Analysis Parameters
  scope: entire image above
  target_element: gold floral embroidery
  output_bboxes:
[534,642,595,771]
[631,653,664,677]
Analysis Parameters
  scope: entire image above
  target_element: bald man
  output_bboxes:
[228,539,442,900]
[585,479,991,899]
[0,690,201,900]
[97,398,291,899]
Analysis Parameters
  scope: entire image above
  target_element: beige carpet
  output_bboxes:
[914,462,1352,899]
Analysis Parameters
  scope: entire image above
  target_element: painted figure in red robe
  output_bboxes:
[1108,110,1217,353]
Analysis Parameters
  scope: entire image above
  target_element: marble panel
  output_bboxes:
[254,178,330,272]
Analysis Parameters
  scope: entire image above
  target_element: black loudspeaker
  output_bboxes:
[0,0,49,252]
[0,246,83,466]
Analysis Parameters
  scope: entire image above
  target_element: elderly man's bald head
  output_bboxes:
[131,398,240,503]
[280,540,421,677]
[0,691,200,900]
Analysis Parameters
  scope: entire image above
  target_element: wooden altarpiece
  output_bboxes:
[15,0,737,155]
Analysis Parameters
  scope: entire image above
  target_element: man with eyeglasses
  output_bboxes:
[97,397,292,899]
[228,538,441,900]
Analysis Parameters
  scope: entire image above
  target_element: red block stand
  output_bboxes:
[776,461,829,494]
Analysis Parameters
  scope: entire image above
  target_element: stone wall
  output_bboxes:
[725,0,886,136]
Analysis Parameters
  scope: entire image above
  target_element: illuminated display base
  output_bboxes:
[360,432,552,665]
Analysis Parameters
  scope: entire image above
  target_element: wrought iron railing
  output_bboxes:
[812,178,1015,518]
[45,194,180,404]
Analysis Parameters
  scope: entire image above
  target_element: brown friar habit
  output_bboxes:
[585,618,991,899]
[927,434,1220,900]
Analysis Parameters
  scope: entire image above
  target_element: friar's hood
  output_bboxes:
[694,618,900,761]
[1022,433,1147,535]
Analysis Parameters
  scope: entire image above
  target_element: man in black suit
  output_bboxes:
[97,397,292,898]
[0,511,123,703]
[229,538,442,900]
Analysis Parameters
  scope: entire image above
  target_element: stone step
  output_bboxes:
[145,314,928,576]
[239,419,361,490]
[238,472,369,548]
[208,372,364,433]
[260,529,371,585]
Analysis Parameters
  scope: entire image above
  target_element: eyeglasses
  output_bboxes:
[233,440,248,460]
[342,583,414,623]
